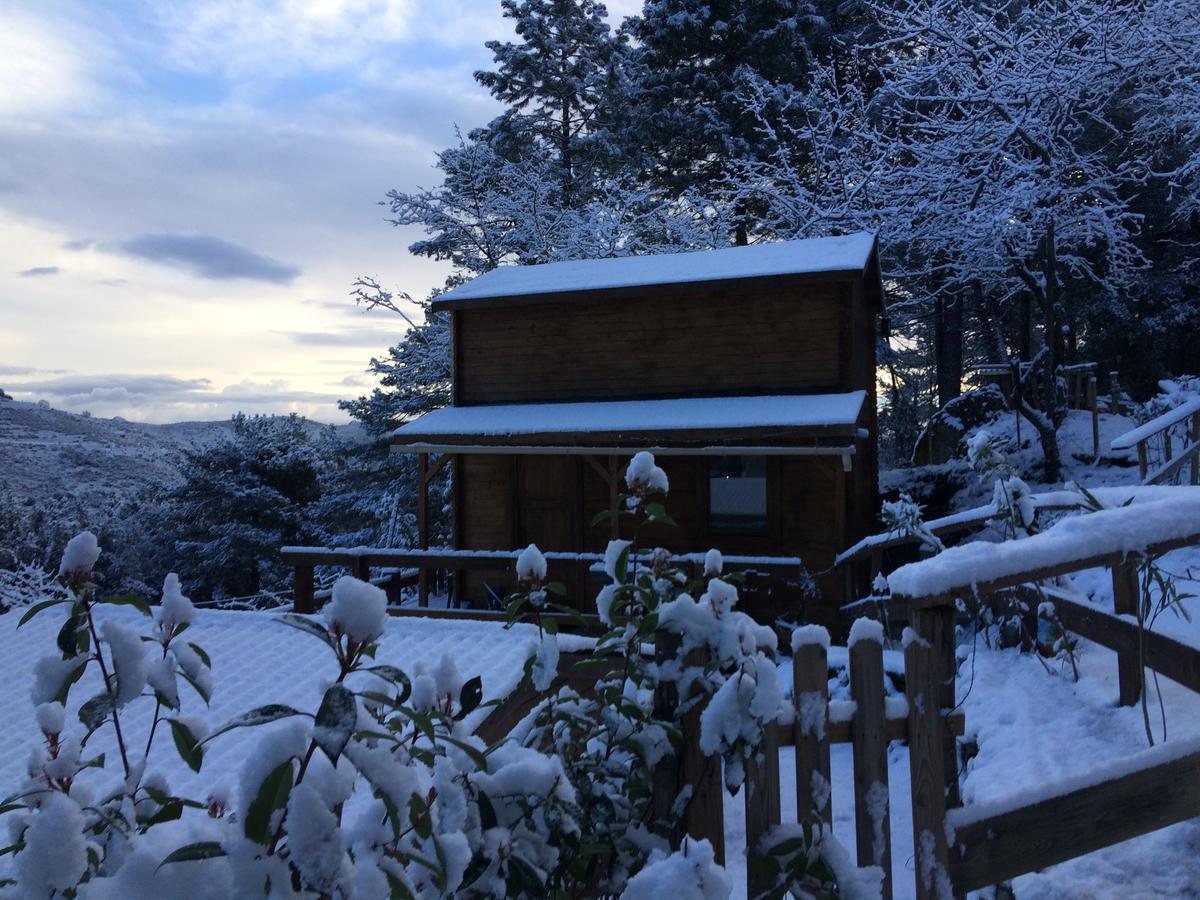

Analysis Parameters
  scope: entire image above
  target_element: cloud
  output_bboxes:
[115,233,300,284]
[18,266,62,277]
[0,364,66,376]
[278,329,395,347]
[63,238,94,250]
[10,373,214,402]
[4,373,347,423]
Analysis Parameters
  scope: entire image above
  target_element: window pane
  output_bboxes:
[709,456,767,531]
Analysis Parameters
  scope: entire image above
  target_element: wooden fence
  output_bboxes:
[879,523,1200,897]
[470,620,965,900]
[1111,397,1200,486]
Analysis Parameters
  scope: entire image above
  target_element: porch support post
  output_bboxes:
[418,451,429,608]
[608,455,620,540]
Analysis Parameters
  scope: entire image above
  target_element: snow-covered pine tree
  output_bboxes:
[476,0,629,204]
[623,0,823,235]
[161,414,325,602]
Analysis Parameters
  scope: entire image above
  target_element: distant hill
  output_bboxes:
[0,399,364,518]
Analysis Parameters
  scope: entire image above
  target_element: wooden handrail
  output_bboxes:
[894,529,1200,610]
[1111,398,1200,450]
[282,545,804,570]
[1048,592,1200,694]
[948,743,1200,892]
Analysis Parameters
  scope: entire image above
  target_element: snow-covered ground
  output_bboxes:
[0,398,362,519]
[0,606,541,820]
[3,402,1199,897]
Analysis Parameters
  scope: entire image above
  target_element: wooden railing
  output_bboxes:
[281,545,806,617]
[1111,397,1200,486]
[966,361,1103,413]
[876,510,1200,896]
[836,491,1095,606]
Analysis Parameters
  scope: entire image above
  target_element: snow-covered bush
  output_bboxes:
[0,562,66,615]
[503,453,796,894]
[1,453,832,897]
[2,533,216,897]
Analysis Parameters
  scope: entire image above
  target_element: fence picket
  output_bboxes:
[793,641,832,827]
[850,631,893,899]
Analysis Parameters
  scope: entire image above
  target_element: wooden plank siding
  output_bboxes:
[455,282,847,405]
[443,264,880,624]
[456,450,852,622]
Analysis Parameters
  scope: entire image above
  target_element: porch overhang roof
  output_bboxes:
[390,392,867,459]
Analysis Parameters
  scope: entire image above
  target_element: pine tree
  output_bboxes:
[624,0,822,208]
[475,0,630,203]
[163,414,325,601]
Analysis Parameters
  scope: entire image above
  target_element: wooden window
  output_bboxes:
[709,456,769,533]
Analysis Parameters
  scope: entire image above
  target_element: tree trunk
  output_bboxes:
[934,290,964,408]
[1035,222,1063,481]
[1019,292,1033,362]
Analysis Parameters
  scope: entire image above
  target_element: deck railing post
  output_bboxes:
[418,452,430,607]
[1088,374,1099,459]
[293,564,315,615]
[850,623,893,899]
[793,632,832,827]
[1192,411,1200,486]
[905,604,954,900]
[351,556,370,583]
[1112,561,1141,706]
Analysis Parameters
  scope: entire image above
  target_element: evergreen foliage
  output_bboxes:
[160,414,325,602]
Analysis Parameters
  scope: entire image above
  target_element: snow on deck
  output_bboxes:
[0,605,540,806]
[433,232,877,305]
[887,490,1200,600]
[393,391,867,439]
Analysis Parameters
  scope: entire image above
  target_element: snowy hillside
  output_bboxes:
[0,399,363,519]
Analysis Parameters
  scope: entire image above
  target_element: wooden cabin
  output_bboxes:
[392,233,884,627]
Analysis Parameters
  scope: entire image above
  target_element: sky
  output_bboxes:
[0,0,641,424]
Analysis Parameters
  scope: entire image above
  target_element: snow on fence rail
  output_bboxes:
[1110,397,1200,485]
[885,492,1200,605]
[836,486,1196,604]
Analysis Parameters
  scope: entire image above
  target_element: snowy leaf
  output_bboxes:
[203,705,308,744]
[56,614,83,658]
[244,760,293,844]
[186,642,211,669]
[275,613,335,650]
[440,735,488,770]
[78,692,116,736]
[313,685,356,764]
[97,593,152,616]
[158,841,227,868]
[455,676,483,720]
[18,599,70,628]
[365,665,412,702]
[178,667,212,706]
[168,719,204,773]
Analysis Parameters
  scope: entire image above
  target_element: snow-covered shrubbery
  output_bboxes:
[0,454,845,898]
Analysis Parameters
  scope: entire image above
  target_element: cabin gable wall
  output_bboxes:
[453,277,856,405]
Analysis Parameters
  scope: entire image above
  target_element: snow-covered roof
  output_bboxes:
[392,392,867,442]
[432,232,878,308]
